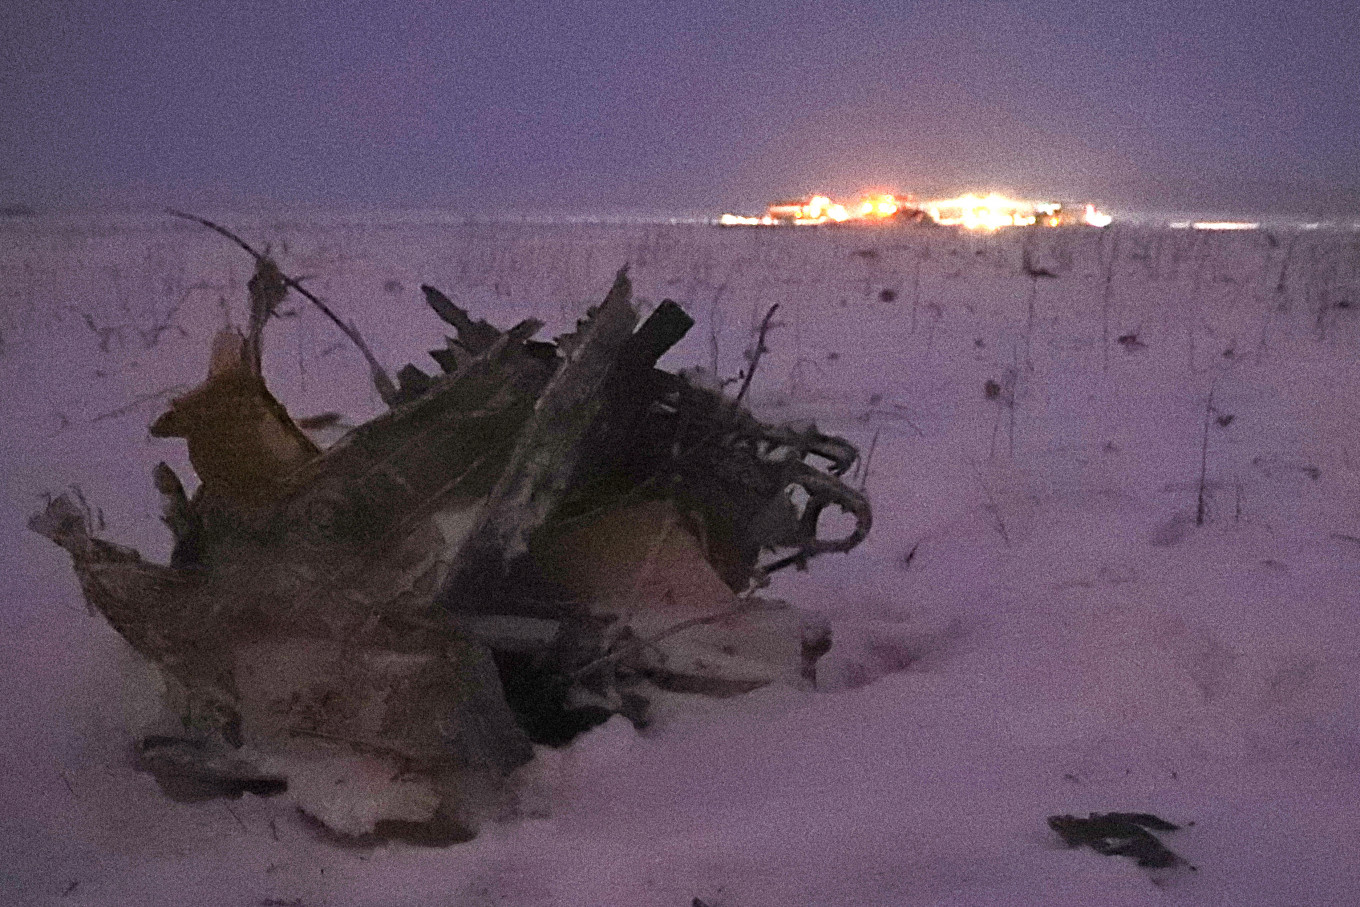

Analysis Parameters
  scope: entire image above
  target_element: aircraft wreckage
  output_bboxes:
[31,225,871,842]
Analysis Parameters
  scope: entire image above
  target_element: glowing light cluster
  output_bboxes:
[1186,221,1260,231]
[764,195,852,225]
[720,191,1112,229]
[926,193,1038,230]
[1082,204,1114,228]
[857,193,901,219]
[944,197,1114,230]
[919,195,1113,230]
[719,214,768,226]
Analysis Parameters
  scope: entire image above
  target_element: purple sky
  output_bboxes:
[3,0,1357,216]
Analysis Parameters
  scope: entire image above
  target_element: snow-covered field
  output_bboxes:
[3,213,1359,906]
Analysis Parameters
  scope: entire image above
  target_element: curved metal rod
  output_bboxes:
[787,461,872,554]
[756,461,872,579]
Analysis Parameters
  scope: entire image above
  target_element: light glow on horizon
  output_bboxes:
[927,193,1037,230]
[1191,221,1260,231]
[721,191,1112,229]
[857,193,901,219]
[1083,204,1114,228]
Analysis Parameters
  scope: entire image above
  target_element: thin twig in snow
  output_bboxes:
[971,461,1011,546]
[1101,230,1120,373]
[166,209,398,404]
[89,385,190,424]
[858,430,880,493]
[910,255,922,334]
[1195,381,1217,526]
[225,801,247,832]
[736,303,780,405]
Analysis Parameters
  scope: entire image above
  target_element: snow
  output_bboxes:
[3,212,1359,905]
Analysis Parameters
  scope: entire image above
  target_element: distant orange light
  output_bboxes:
[738,190,1110,228]
[857,193,901,219]
[1083,204,1114,228]
[926,194,1037,230]
[1191,221,1258,231]
[762,195,851,225]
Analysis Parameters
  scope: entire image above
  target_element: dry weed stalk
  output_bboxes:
[166,210,398,404]
[736,303,780,405]
[1195,381,1217,526]
[971,461,1011,546]
[1100,229,1121,373]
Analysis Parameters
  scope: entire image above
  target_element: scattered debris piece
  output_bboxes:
[1048,812,1195,870]
[31,227,872,844]
[1116,333,1146,351]
[1251,455,1321,482]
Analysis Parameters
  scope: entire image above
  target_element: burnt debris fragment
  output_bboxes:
[1048,812,1195,870]
[31,235,872,843]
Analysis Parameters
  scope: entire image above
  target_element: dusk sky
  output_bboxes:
[3,0,1357,217]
